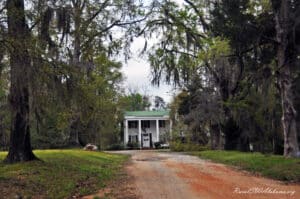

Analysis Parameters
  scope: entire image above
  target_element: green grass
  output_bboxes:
[190,150,300,183]
[0,149,128,199]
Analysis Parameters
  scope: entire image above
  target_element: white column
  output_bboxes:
[124,120,128,145]
[156,119,160,142]
[138,120,142,148]
[169,119,173,140]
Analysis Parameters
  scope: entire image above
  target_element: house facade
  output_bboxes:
[124,110,172,148]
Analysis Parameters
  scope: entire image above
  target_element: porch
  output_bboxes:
[123,111,172,148]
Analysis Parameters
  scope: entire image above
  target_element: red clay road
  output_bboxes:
[111,150,300,199]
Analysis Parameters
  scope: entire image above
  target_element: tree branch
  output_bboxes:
[230,55,244,95]
[183,0,210,31]
[164,48,197,58]
[84,0,110,27]
[163,6,206,41]
[204,61,220,84]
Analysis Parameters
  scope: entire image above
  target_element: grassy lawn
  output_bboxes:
[0,149,128,199]
[190,150,300,183]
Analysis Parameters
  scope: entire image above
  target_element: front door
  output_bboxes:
[142,133,150,148]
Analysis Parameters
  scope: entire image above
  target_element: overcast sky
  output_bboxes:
[120,0,185,104]
[120,37,176,104]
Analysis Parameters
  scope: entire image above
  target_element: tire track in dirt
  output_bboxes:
[165,158,300,199]
[126,151,199,199]
[107,150,300,199]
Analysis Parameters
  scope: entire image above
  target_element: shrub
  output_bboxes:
[170,141,208,152]
[106,143,125,150]
[126,142,140,149]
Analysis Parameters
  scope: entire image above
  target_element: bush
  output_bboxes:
[170,141,208,152]
[126,142,140,149]
[106,143,125,150]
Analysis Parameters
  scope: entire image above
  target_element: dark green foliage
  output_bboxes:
[170,142,209,152]
[126,141,140,149]
[0,0,298,158]
[0,65,9,151]
[0,0,151,154]
[119,92,151,111]
[146,0,297,155]
[0,95,9,151]
[106,143,125,150]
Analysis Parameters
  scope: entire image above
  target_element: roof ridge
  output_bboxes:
[124,110,170,117]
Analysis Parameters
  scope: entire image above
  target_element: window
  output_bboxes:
[142,120,150,128]
[159,120,166,128]
[129,135,138,143]
[128,121,138,128]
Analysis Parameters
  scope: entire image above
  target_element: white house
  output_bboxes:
[124,110,172,148]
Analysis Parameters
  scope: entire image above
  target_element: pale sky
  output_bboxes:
[121,37,176,104]
[120,0,184,104]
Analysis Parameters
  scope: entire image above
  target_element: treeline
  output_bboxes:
[145,0,300,157]
[0,0,160,162]
[0,0,299,163]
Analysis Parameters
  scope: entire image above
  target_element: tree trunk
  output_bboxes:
[210,123,223,150]
[4,0,37,163]
[67,2,83,147]
[272,0,299,157]
[0,116,4,150]
[68,115,81,146]
[218,79,241,150]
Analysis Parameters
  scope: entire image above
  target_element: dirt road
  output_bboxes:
[111,150,300,199]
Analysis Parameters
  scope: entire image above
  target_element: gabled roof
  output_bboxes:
[124,110,169,117]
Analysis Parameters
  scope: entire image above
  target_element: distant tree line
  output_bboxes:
[0,0,157,163]
[0,0,299,163]
[144,0,300,157]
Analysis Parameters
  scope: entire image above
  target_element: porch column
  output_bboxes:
[138,120,142,148]
[169,119,173,140]
[124,119,128,145]
[156,119,160,142]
